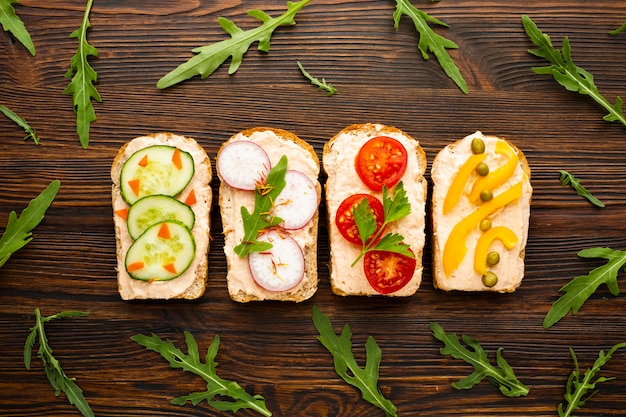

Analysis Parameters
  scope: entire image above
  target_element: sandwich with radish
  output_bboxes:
[323,123,427,296]
[217,127,320,302]
[111,132,212,300]
[431,131,532,292]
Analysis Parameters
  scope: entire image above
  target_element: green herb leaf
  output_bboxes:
[430,322,530,397]
[609,22,626,35]
[0,0,35,55]
[0,105,40,144]
[544,247,626,328]
[24,308,92,417]
[0,180,60,268]
[297,61,337,96]
[63,0,101,149]
[559,170,604,208]
[312,306,397,417]
[234,155,288,257]
[522,15,626,128]
[131,331,272,416]
[558,342,626,417]
[392,0,468,94]
[157,0,310,89]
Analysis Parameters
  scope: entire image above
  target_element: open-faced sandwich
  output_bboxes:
[111,132,212,300]
[217,127,320,302]
[323,123,427,296]
[431,131,532,292]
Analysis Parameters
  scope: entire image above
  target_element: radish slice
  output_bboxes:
[217,140,271,190]
[272,170,318,230]
[248,231,305,292]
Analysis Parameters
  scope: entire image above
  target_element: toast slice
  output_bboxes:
[431,131,532,292]
[323,123,427,296]
[111,132,212,300]
[217,127,320,302]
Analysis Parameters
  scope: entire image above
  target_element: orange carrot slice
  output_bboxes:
[128,179,140,196]
[114,208,128,220]
[184,189,196,205]
[158,222,171,239]
[138,154,149,167]
[172,148,182,170]
[163,263,177,274]
[127,261,144,272]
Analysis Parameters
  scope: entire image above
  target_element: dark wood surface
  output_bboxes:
[2,1,626,416]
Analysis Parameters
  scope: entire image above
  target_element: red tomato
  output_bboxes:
[363,249,416,294]
[335,194,385,245]
[355,136,408,191]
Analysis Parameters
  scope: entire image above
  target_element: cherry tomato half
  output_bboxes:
[335,194,385,245]
[363,249,416,294]
[355,136,408,192]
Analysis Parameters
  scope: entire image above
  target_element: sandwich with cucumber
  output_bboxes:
[111,132,212,300]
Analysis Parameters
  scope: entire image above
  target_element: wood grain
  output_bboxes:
[2,1,626,416]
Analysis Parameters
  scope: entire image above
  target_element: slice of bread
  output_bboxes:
[217,127,320,302]
[323,123,427,296]
[111,132,212,300]
[431,131,532,292]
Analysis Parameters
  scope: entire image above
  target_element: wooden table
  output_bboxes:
[2,1,626,416]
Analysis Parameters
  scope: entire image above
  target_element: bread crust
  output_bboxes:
[111,132,212,300]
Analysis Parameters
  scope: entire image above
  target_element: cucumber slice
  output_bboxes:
[125,220,195,282]
[127,195,195,240]
[120,145,195,205]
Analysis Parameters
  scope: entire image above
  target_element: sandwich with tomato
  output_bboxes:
[323,123,427,296]
[431,131,532,292]
[217,127,321,302]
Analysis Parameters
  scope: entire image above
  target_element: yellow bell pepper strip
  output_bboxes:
[443,153,486,214]
[473,226,518,275]
[443,181,523,277]
[468,141,518,204]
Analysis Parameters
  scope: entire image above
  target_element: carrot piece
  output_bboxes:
[158,222,171,239]
[127,261,144,272]
[128,179,140,196]
[184,189,196,205]
[138,154,149,167]
[163,263,177,274]
[172,148,182,170]
[115,208,128,220]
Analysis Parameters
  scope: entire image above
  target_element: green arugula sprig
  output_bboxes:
[157,0,310,89]
[0,180,60,268]
[0,105,40,144]
[559,170,605,208]
[352,182,412,267]
[609,22,626,35]
[430,322,530,397]
[0,0,35,55]
[392,0,468,94]
[522,15,626,128]
[63,0,101,149]
[24,309,92,417]
[234,155,287,257]
[558,342,626,417]
[312,306,397,417]
[544,247,626,328]
[131,331,271,416]
[297,61,336,96]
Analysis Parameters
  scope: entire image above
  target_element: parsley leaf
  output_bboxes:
[0,105,40,144]
[430,322,530,397]
[312,305,397,417]
[559,170,604,208]
[522,15,626,128]
[297,61,337,96]
[0,180,60,268]
[0,0,35,55]
[131,331,272,416]
[609,22,626,35]
[157,0,310,89]
[558,342,626,417]
[63,0,101,149]
[544,247,626,328]
[392,0,468,94]
[24,309,92,417]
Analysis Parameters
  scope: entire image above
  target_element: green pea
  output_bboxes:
[482,272,498,287]
[480,189,493,202]
[486,251,500,266]
[479,218,492,231]
[476,162,489,176]
[471,138,485,154]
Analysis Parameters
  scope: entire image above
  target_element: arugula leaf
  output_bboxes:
[558,342,626,417]
[63,0,101,149]
[0,179,60,268]
[609,22,626,35]
[24,308,92,417]
[543,247,626,328]
[297,61,337,96]
[430,322,529,397]
[131,331,272,416]
[234,155,288,257]
[0,105,40,144]
[559,170,604,208]
[522,15,626,128]
[312,305,397,417]
[157,0,310,89]
[0,0,35,55]
[392,0,468,94]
